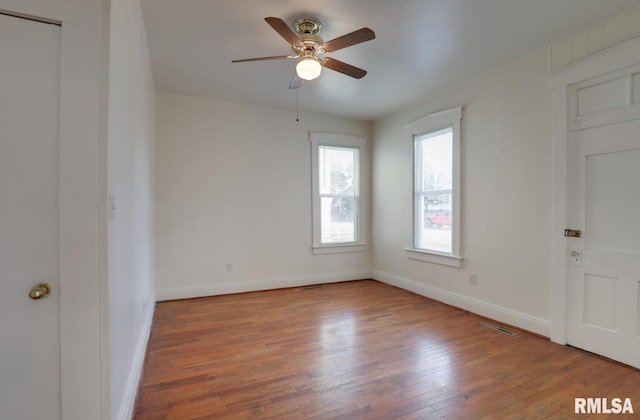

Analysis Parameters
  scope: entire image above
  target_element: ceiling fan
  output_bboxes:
[232,17,375,89]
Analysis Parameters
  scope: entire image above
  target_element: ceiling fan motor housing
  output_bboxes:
[293,19,324,54]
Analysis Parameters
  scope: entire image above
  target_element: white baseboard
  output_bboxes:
[116,293,155,420]
[155,270,372,302]
[156,269,550,337]
[372,270,550,337]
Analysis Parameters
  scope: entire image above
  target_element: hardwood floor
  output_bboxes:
[134,280,640,419]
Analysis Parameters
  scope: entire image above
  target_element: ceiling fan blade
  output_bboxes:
[322,28,375,53]
[322,57,367,79]
[265,17,303,48]
[289,72,304,89]
[232,55,296,63]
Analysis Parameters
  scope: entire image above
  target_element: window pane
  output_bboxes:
[321,197,355,243]
[416,127,453,254]
[319,147,356,195]
[418,192,452,253]
[421,130,452,192]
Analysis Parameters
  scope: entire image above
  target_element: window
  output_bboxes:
[415,128,453,252]
[311,132,367,254]
[405,107,462,267]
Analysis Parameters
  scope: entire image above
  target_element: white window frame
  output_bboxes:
[310,132,367,255]
[404,107,462,267]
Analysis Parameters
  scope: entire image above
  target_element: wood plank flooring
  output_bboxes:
[134,280,640,419]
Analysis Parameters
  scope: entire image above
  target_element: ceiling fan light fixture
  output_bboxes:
[296,57,322,81]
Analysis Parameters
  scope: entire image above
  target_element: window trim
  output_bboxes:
[404,107,462,266]
[310,132,367,255]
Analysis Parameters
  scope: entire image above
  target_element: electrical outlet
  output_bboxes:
[470,273,477,285]
[226,263,233,272]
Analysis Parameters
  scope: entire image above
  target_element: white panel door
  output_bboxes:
[0,14,61,419]
[567,116,640,368]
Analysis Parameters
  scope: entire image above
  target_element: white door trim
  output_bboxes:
[58,20,106,420]
[549,36,640,344]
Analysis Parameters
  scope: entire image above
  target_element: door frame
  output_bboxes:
[59,18,108,420]
[549,36,640,345]
[0,5,107,419]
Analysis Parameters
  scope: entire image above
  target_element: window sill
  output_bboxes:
[404,248,463,268]
[312,243,367,255]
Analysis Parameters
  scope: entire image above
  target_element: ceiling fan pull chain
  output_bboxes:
[296,88,299,122]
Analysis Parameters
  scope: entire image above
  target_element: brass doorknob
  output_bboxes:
[29,283,51,300]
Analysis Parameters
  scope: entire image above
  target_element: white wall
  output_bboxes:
[155,93,371,300]
[372,47,552,336]
[0,0,101,27]
[549,5,640,71]
[107,0,155,417]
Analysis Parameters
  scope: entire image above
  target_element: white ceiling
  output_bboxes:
[140,0,640,121]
